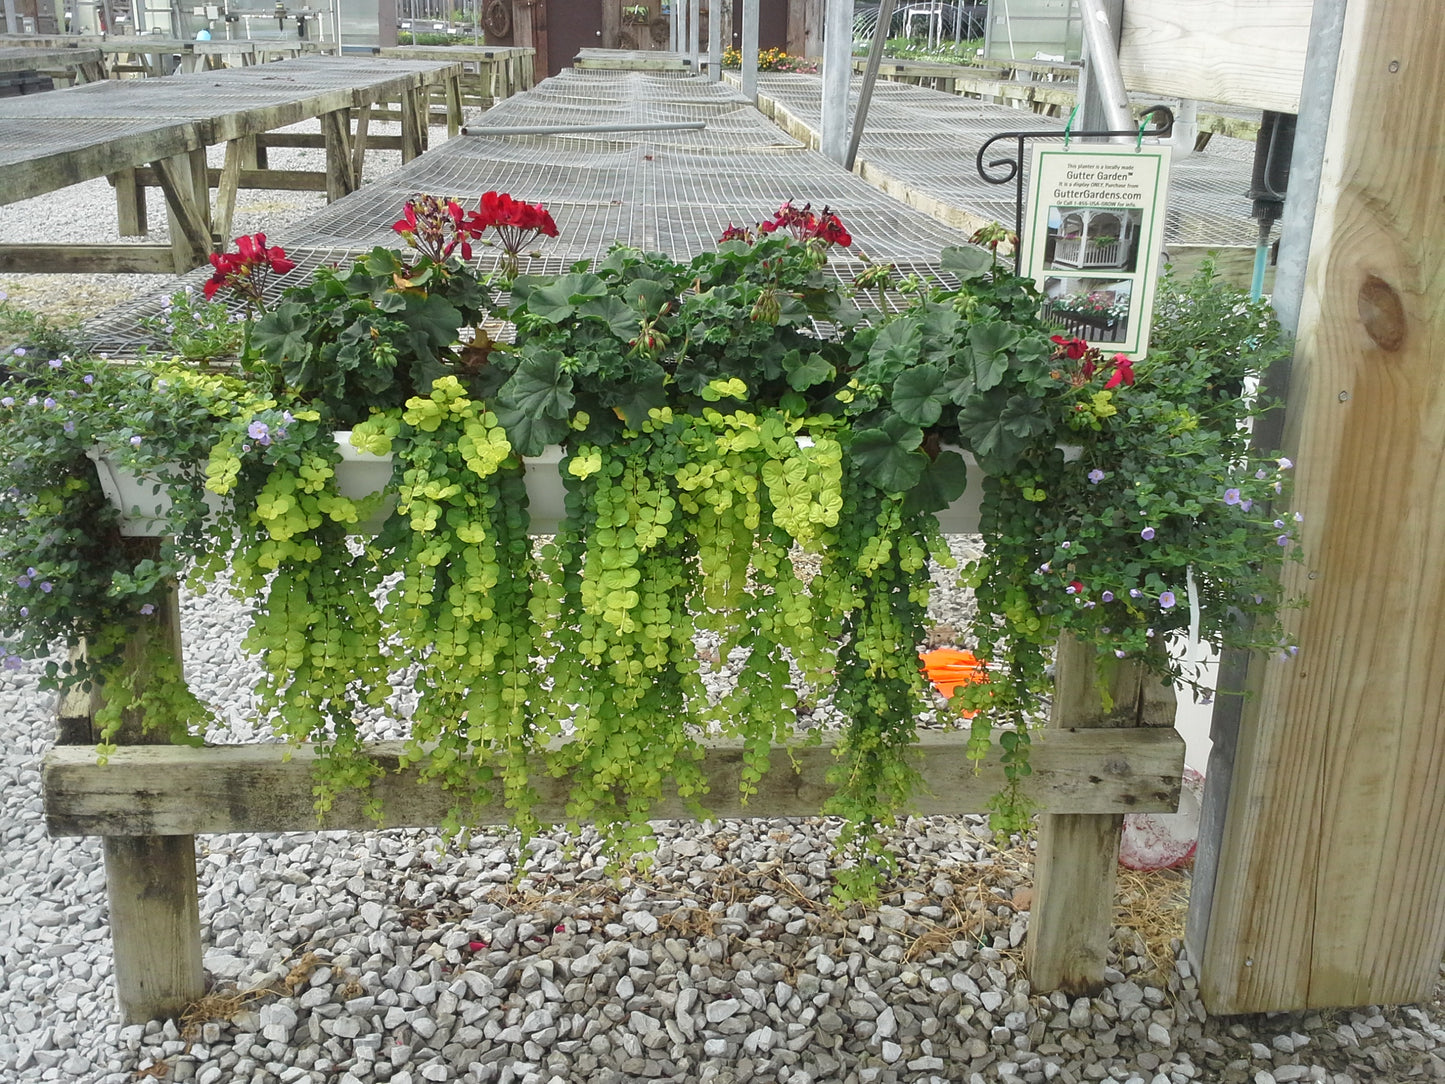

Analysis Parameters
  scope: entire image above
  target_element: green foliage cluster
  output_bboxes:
[0,211,1300,896]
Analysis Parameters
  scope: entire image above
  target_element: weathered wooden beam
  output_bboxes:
[44,728,1183,838]
[130,166,331,193]
[1027,636,1178,996]
[257,131,405,152]
[153,152,213,273]
[0,243,179,274]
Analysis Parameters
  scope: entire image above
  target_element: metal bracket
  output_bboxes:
[975,105,1174,274]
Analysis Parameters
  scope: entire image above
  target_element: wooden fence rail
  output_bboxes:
[41,571,1183,1022]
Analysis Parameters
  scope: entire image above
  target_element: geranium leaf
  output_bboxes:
[892,365,946,426]
[578,295,642,340]
[940,362,976,404]
[524,273,605,322]
[499,349,576,421]
[904,449,969,514]
[849,416,926,494]
[865,318,923,384]
[491,405,571,457]
[606,371,667,428]
[784,352,833,391]
[939,244,995,280]
[969,322,1022,391]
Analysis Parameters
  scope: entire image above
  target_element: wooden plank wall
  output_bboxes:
[1195,0,1445,1012]
[1117,0,1312,113]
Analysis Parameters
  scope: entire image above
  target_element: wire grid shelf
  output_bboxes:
[754,71,1264,248]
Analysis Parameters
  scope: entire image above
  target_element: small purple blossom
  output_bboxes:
[1279,457,1294,470]
[140,603,155,615]
[1130,588,1142,598]
[1061,541,1070,549]
[1038,561,1051,573]
[129,435,142,446]
[1241,498,1253,512]
[1101,590,1114,602]
[0,397,12,407]
[1277,534,1289,546]
[1088,469,1105,484]
[12,347,25,357]
[1294,511,1304,523]
[42,397,55,409]
[1274,519,1286,529]
[48,358,62,370]
[1223,488,1242,506]
[1114,649,1126,658]
[1140,526,1156,541]
[1146,627,1155,637]
[82,374,94,385]
[247,420,271,445]
[16,574,30,588]
[63,421,74,435]
[1159,590,1177,609]
[1255,468,1267,479]
[18,606,27,617]
[39,581,52,593]
[3,655,20,671]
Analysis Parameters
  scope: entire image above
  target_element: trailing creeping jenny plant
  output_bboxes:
[0,193,1299,898]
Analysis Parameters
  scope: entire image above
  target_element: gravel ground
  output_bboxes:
[3,108,1445,1084]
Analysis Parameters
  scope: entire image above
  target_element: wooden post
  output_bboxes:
[213,141,243,247]
[320,108,354,201]
[1027,635,1176,994]
[1192,0,1445,1013]
[92,542,204,1024]
[400,87,425,161]
[111,168,147,237]
[153,152,213,273]
[741,0,759,103]
[444,71,463,137]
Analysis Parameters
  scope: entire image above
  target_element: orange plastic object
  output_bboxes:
[919,648,989,716]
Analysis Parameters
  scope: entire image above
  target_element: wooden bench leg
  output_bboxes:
[154,152,214,273]
[111,168,148,237]
[321,108,355,202]
[1027,634,1178,993]
[105,835,205,1023]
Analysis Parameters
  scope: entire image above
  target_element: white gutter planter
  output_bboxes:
[89,440,1081,538]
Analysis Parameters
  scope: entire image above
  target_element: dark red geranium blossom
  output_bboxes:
[1050,334,1090,361]
[466,191,559,277]
[757,200,852,249]
[203,232,296,310]
[718,223,754,244]
[1104,352,1135,388]
[392,194,478,263]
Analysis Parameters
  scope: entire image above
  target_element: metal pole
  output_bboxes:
[845,0,895,171]
[688,0,700,72]
[741,0,759,103]
[820,0,855,165]
[1074,0,1132,135]
[707,0,721,81]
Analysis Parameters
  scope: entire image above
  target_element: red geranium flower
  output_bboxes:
[1104,353,1135,389]
[203,232,295,310]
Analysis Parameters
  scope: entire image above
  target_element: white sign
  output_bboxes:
[1021,145,1172,358]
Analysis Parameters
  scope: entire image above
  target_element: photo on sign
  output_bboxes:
[1041,276,1133,345]
[1042,207,1143,274]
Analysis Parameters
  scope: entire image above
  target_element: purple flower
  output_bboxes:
[1159,590,1177,609]
[12,347,24,357]
[1146,627,1155,637]
[1061,541,1070,549]
[1223,488,1242,506]
[129,435,142,446]
[247,420,271,446]
[0,397,12,407]
[39,581,52,593]
[1101,590,1114,602]
[140,603,155,615]
[16,574,30,588]
[1140,526,1156,541]
[18,606,27,617]
[1277,535,1289,546]
[1038,562,1051,574]
[1274,519,1285,529]
[48,358,62,370]
[1129,588,1142,598]
[1241,498,1253,512]
[1088,469,1105,484]
[2,655,20,671]
[63,421,74,435]
[42,397,55,409]
[1279,457,1294,470]
[1293,511,1304,523]
[1114,649,1126,658]
[1255,468,1267,479]
[82,374,94,385]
